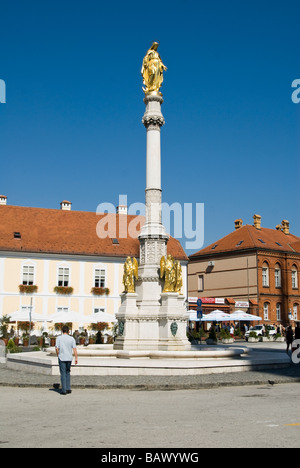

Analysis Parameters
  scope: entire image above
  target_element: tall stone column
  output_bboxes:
[114,43,190,352]
[139,94,169,267]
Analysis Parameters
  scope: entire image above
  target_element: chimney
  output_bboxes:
[60,200,72,211]
[281,220,290,235]
[117,205,128,215]
[276,224,282,231]
[253,214,262,230]
[235,219,243,230]
[0,195,7,206]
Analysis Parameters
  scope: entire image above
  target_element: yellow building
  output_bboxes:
[0,198,187,333]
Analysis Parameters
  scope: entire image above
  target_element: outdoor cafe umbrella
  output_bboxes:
[188,311,201,322]
[49,311,92,325]
[90,312,117,323]
[9,311,51,323]
[230,310,262,321]
[200,310,232,322]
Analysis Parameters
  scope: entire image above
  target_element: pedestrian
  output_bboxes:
[230,325,234,338]
[73,330,80,345]
[295,322,300,341]
[55,325,78,395]
[286,326,294,355]
[84,329,89,346]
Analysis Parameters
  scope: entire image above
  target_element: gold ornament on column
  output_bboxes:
[141,42,167,96]
[123,257,139,293]
[174,261,183,294]
[160,256,183,294]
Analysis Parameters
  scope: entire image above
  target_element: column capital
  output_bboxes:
[142,93,165,129]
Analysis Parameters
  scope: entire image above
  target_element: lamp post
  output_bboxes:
[29,296,33,346]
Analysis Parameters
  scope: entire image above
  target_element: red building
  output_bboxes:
[188,216,300,326]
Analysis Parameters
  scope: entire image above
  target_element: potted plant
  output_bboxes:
[274,333,285,342]
[6,338,22,354]
[206,325,218,345]
[0,314,11,345]
[79,333,86,345]
[48,326,56,347]
[89,335,96,345]
[13,336,20,346]
[260,328,271,342]
[19,285,38,294]
[248,331,259,343]
[91,287,110,296]
[221,328,234,344]
[89,322,110,344]
[54,322,72,333]
[54,286,74,295]
[6,339,15,353]
[22,334,29,347]
[18,321,34,341]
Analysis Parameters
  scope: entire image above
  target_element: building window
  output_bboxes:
[57,307,69,314]
[94,308,105,314]
[58,267,70,287]
[95,268,106,288]
[275,264,281,288]
[22,265,34,286]
[262,263,269,287]
[276,303,281,321]
[21,305,32,316]
[292,267,298,289]
[198,275,204,292]
[263,303,269,321]
[293,304,298,321]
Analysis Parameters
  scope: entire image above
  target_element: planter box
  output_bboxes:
[274,337,285,342]
[206,339,218,345]
[248,337,259,343]
[259,337,270,342]
[222,338,234,344]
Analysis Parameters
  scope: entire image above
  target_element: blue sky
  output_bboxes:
[0,0,299,255]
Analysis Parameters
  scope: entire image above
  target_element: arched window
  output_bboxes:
[275,263,281,288]
[293,304,298,321]
[262,262,269,287]
[292,266,298,289]
[263,302,269,321]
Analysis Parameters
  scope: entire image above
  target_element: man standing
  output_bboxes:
[55,325,78,395]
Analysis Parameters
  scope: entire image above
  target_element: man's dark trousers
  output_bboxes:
[58,359,72,393]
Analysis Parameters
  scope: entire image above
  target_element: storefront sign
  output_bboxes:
[188,297,225,305]
[235,301,249,308]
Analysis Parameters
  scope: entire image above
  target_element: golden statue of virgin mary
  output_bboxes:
[141,42,167,96]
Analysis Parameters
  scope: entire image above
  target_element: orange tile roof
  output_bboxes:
[0,205,188,261]
[190,224,300,258]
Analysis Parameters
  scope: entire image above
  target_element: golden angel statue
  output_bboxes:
[174,261,183,294]
[123,257,139,293]
[141,42,167,95]
[160,255,176,293]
